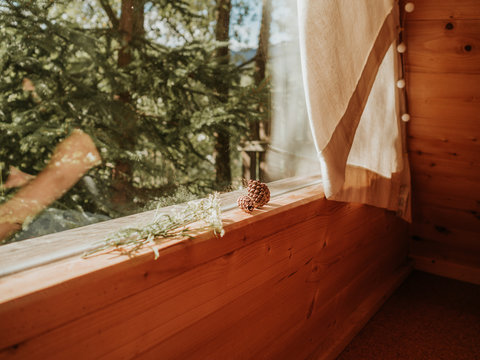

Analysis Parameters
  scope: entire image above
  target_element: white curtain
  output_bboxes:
[298,0,411,221]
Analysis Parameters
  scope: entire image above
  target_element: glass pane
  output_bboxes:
[265,0,318,180]
[0,0,315,244]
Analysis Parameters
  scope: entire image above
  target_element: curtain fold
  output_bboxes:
[298,0,411,221]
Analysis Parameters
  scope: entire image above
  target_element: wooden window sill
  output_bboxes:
[0,174,410,359]
[0,175,322,278]
[0,175,322,290]
[0,175,325,353]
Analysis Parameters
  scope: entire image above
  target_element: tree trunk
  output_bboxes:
[112,0,144,207]
[254,0,271,91]
[213,0,232,190]
[245,0,271,181]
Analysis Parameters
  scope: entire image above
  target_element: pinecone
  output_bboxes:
[237,195,255,214]
[247,180,270,208]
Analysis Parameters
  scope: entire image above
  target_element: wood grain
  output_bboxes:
[0,186,409,360]
[316,261,413,360]
[0,174,322,277]
[410,240,480,285]
[405,0,480,282]
[406,72,480,121]
[413,203,480,234]
[0,184,326,350]
[410,158,480,186]
[409,137,480,167]
[136,207,405,360]
[258,227,410,360]
[406,20,480,74]
[412,222,480,252]
[401,0,480,20]
[407,116,480,143]
[410,170,479,209]
[7,216,326,359]
[410,182,479,214]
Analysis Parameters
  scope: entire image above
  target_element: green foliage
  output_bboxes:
[0,0,265,219]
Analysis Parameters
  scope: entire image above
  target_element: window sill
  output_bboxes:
[0,174,411,359]
[0,175,324,352]
[0,174,322,282]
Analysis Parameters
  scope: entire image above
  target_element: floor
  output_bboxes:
[337,271,480,360]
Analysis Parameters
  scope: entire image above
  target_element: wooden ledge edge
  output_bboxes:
[0,182,325,303]
[0,175,322,278]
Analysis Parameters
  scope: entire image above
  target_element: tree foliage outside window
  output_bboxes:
[0,0,271,241]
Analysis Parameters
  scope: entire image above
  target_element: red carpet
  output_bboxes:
[338,271,480,360]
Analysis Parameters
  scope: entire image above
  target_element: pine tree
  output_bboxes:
[252,0,272,182]
[0,0,266,220]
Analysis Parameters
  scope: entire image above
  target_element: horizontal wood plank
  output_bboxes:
[408,137,480,169]
[409,155,480,187]
[2,216,326,359]
[412,203,480,234]
[135,209,402,360]
[0,187,409,360]
[406,72,480,121]
[410,184,479,214]
[411,222,480,252]
[268,235,409,360]
[136,243,321,360]
[410,241,480,285]
[0,184,327,350]
[407,118,479,145]
[405,0,480,284]
[406,20,480,74]
[314,262,413,360]
[401,0,480,20]
[0,175,322,278]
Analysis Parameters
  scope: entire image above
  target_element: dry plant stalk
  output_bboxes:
[83,193,224,259]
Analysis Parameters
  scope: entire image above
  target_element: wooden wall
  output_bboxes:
[0,186,410,360]
[404,0,480,283]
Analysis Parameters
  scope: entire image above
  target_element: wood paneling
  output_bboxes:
[413,203,479,235]
[407,73,480,121]
[0,186,409,360]
[410,240,480,285]
[408,116,479,143]
[0,175,322,277]
[406,20,480,74]
[0,184,325,351]
[409,137,479,167]
[410,177,479,213]
[412,222,480,252]
[405,0,480,282]
[403,0,480,20]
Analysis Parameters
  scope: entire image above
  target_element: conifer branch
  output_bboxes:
[98,0,119,29]
[237,55,257,69]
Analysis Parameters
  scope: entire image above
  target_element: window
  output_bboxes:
[0,0,316,259]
